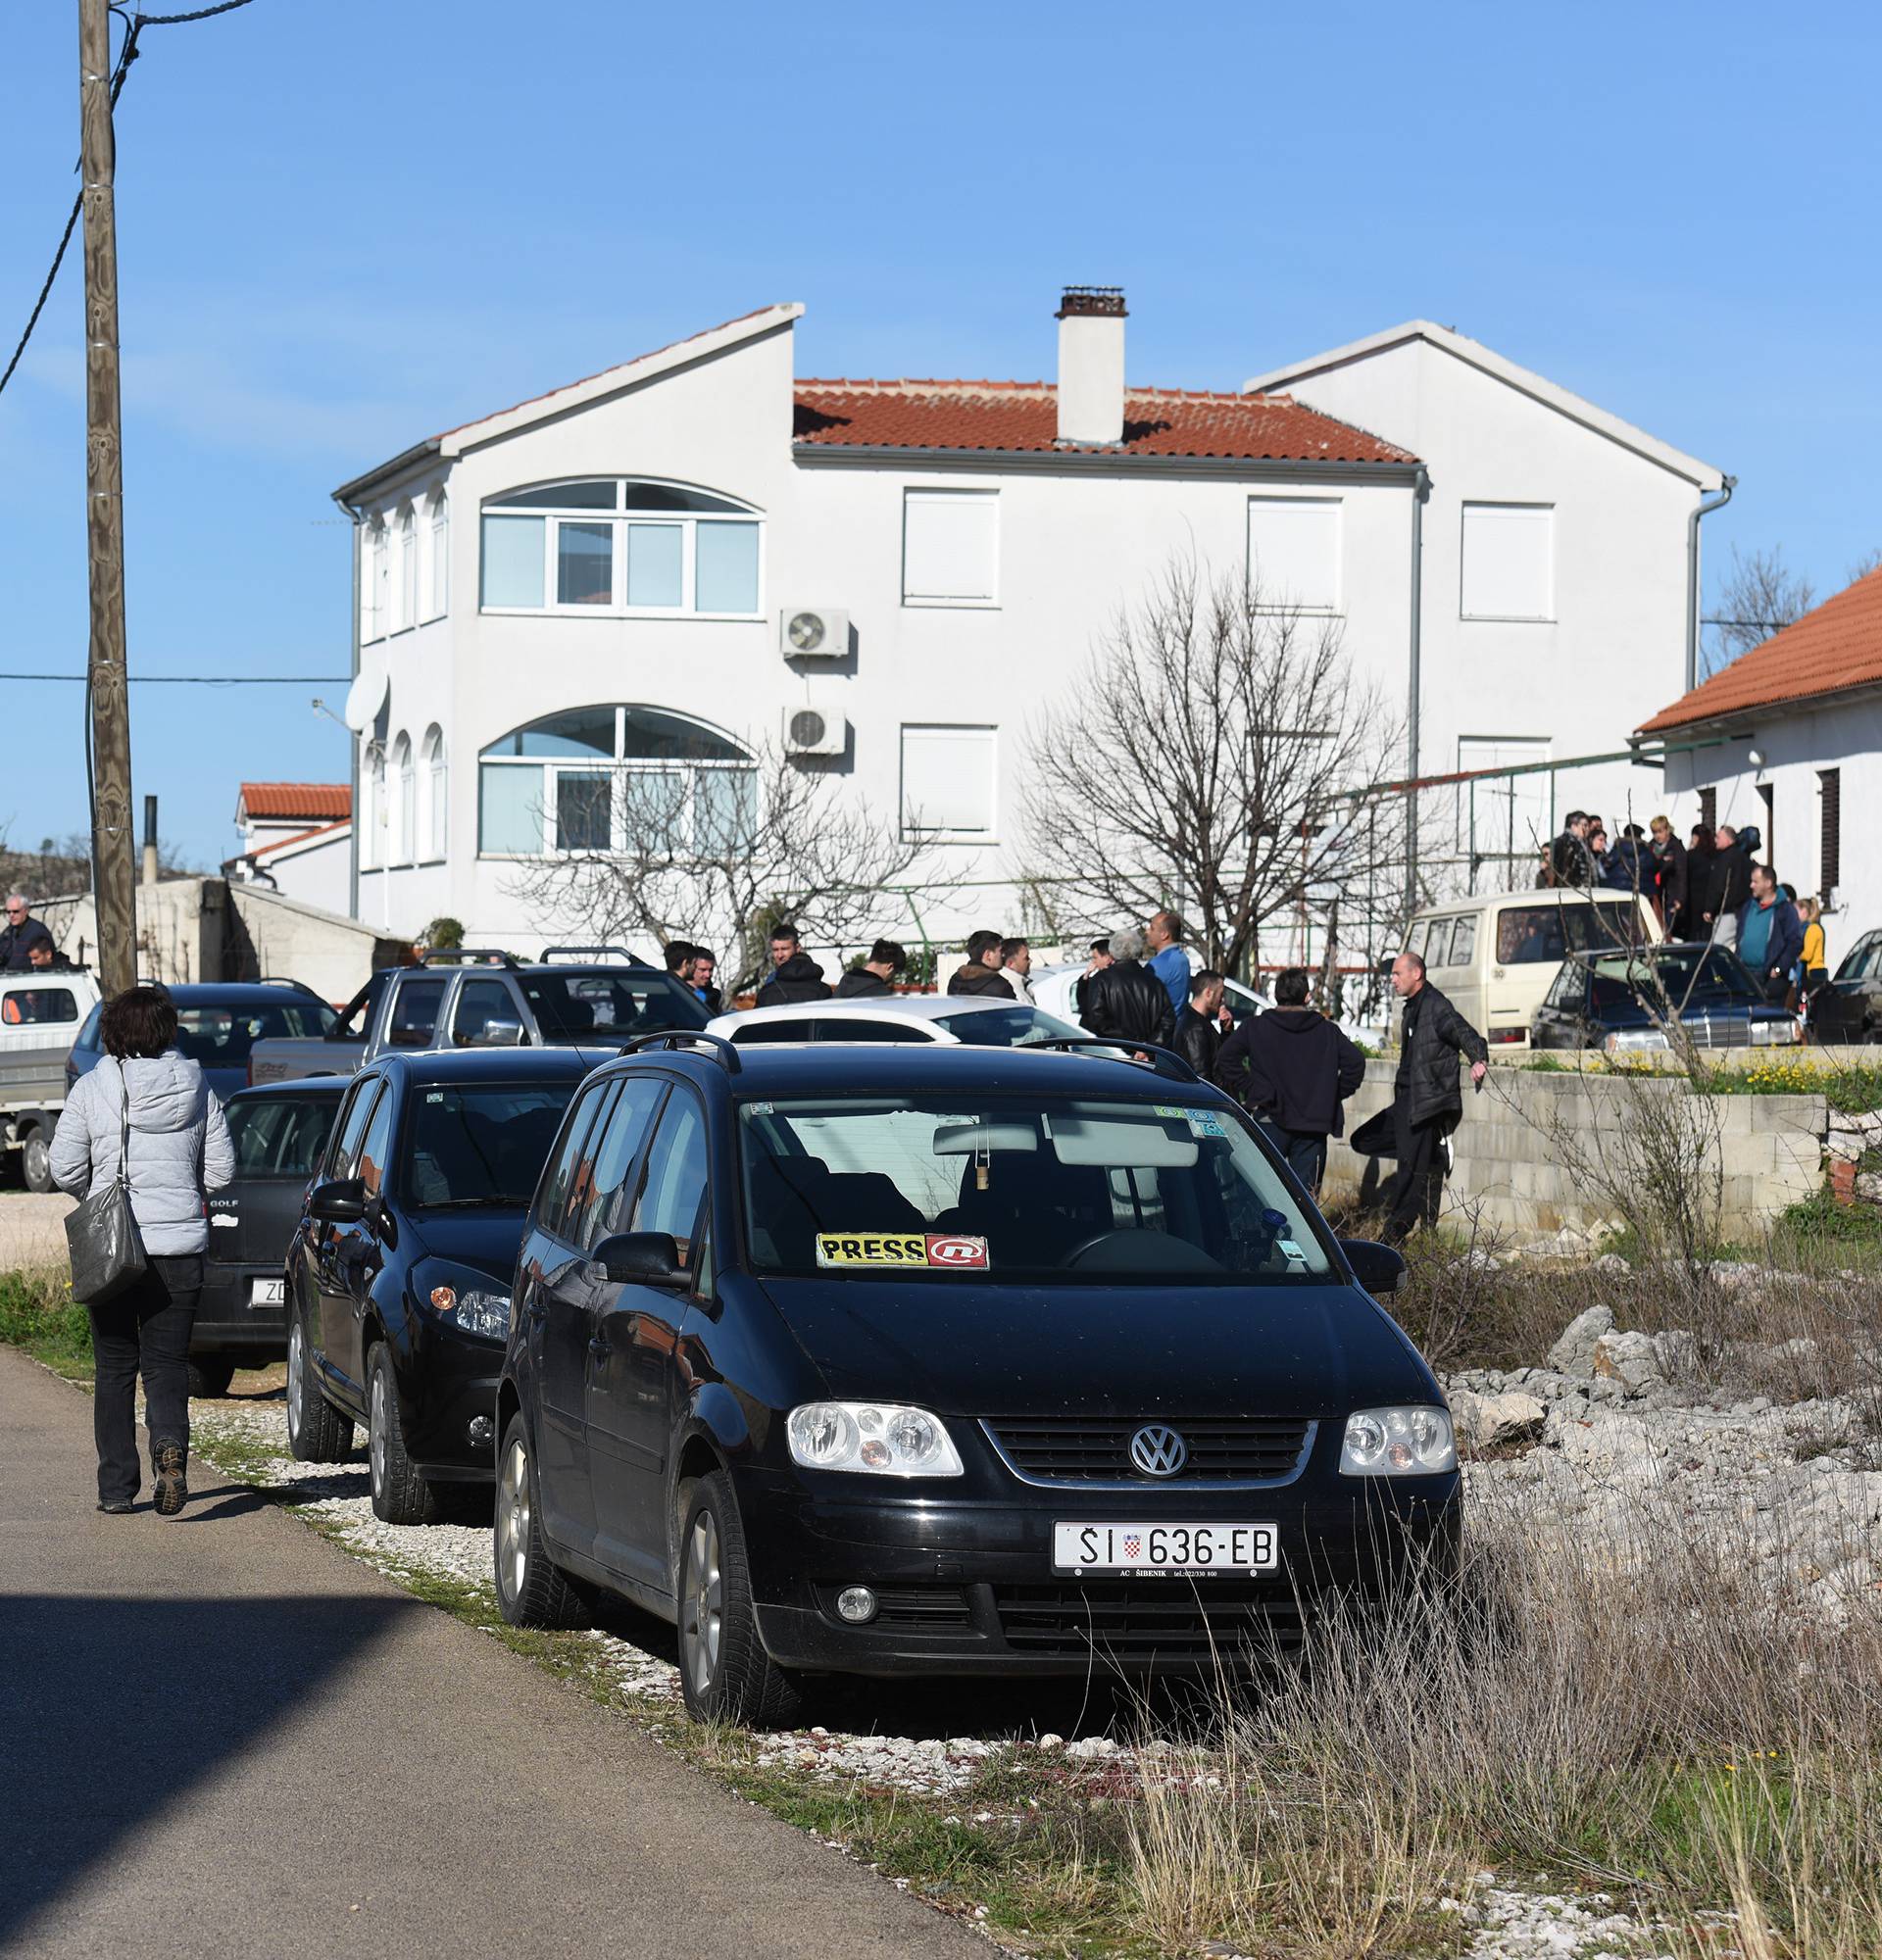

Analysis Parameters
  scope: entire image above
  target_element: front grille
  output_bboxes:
[992,1581,1307,1661]
[984,1417,1313,1486]
[1675,1013,1751,1050]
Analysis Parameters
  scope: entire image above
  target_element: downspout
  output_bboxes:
[334,492,364,925]
[1685,474,1736,692]
[1404,466,1430,921]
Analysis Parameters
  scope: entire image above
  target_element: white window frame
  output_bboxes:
[362,746,386,869]
[391,732,416,865]
[476,479,765,622]
[396,510,418,634]
[1246,495,1344,614]
[426,495,449,622]
[901,487,1000,609]
[365,522,388,644]
[898,722,999,843]
[1460,502,1556,623]
[421,724,447,862]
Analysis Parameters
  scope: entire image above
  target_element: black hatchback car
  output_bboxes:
[1808,928,1882,1044]
[284,1048,603,1522]
[494,1039,1454,1726]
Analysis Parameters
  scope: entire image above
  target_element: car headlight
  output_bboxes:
[787,1401,964,1477]
[415,1262,513,1341]
[1340,1405,1456,1476]
[1603,1028,1668,1052]
[1750,1018,1800,1047]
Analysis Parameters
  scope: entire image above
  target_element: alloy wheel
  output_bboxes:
[496,1437,529,1604]
[680,1511,724,1699]
[286,1322,305,1444]
[370,1371,388,1498]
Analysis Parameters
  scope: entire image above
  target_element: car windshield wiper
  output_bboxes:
[415,1196,528,1210]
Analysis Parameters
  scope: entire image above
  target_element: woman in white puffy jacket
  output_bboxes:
[51,987,234,1515]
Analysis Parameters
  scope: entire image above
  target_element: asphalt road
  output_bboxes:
[0,1345,985,1959]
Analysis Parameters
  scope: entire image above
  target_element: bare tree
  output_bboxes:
[1848,546,1882,585]
[1706,544,1816,672]
[500,741,934,994]
[1022,558,1407,977]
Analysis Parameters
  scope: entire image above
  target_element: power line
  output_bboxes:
[2,671,347,684]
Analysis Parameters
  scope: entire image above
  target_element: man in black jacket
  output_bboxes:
[1173,969,1225,1080]
[1081,926,1176,1049]
[1214,967,1367,1194]
[755,922,833,1006]
[947,929,1012,998]
[1,895,56,971]
[1709,825,1753,947]
[1383,951,1487,1244]
[835,940,907,999]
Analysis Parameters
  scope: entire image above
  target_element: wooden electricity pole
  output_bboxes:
[79,0,137,995]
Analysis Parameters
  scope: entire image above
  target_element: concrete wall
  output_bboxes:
[1322,1057,1825,1234]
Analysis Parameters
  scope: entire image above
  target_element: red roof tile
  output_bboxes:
[791,379,1416,465]
[239,782,352,822]
[1638,567,1882,735]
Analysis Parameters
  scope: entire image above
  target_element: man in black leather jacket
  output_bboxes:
[1082,926,1176,1049]
[1383,950,1487,1244]
[1172,968,1225,1079]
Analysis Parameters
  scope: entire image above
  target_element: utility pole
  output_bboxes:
[79,0,137,995]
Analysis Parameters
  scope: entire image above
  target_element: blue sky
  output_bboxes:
[2,0,1877,872]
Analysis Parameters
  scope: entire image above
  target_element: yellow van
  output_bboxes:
[1406,887,1663,1048]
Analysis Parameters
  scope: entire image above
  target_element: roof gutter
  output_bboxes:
[331,485,368,923]
[1685,474,1737,693]
[791,443,1422,485]
[331,437,442,511]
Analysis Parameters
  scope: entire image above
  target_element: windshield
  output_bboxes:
[930,1005,1085,1048]
[173,999,339,1066]
[227,1094,342,1180]
[1496,901,1646,963]
[1585,948,1759,1011]
[405,1081,580,1208]
[739,1094,1333,1285]
[521,971,708,1040]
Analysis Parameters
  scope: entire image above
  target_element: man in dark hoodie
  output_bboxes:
[755,922,832,1006]
[1081,926,1176,1048]
[1214,967,1366,1193]
[835,940,907,998]
[947,930,1012,998]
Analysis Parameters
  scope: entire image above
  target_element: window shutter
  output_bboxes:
[1819,768,1841,894]
[899,725,996,834]
[1247,498,1342,612]
[903,491,998,604]
[1699,786,1716,834]
[1461,504,1554,620]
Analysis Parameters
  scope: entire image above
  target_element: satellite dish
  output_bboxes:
[343,648,388,733]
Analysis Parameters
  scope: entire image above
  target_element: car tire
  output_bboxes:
[368,1344,439,1526]
[187,1356,236,1399]
[21,1128,54,1194]
[493,1412,590,1630]
[285,1311,354,1463]
[675,1469,802,1729]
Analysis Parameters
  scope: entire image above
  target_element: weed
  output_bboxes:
[0,1267,92,1378]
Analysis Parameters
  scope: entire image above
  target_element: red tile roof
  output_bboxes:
[791,379,1416,464]
[239,782,352,822]
[1637,567,1882,735]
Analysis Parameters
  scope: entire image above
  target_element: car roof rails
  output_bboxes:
[1024,1037,1201,1085]
[536,944,651,967]
[618,1030,742,1074]
[421,948,520,968]
[253,975,325,997]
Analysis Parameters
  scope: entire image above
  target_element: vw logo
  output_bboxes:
[1129,1424,1188,1479]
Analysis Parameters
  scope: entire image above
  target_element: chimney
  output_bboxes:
[1055,286,1126,446]
[141,794,159,887]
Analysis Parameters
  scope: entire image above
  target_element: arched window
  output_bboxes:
[392,732,416,864]
[477,479,761,618]
[364,746,386,869]
[477,705,754,858]
[366,522,388,643]
[428,494,449,619]
[399,510,419,631]
[422,724,447,859]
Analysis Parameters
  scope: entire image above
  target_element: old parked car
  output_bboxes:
[191,1077,347,1397]
[1807,929,1882,1045]
[246,950,707,1086]
[1530,944,1802,1053]
[1,967,102,1191]
[68,980,338,1102]
[284,1047,602,1522]
[494,1036,1452,1727]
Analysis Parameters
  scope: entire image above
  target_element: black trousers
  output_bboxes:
[1384,1111,1446,1244]
[1259,1120,1328,1195]
[87,1254,202,1504]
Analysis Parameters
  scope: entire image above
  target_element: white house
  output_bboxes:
[225,781,353,916]
[1637,566,1882,940]
[313,292,1724,965]
[1246,321,1730,881]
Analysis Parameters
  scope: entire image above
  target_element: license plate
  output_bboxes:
[1053,1522,1278,1574]
[250,1278,285,1307]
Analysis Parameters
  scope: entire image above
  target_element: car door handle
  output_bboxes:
[588,1335,611,1358]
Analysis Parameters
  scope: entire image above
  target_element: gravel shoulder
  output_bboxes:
[0,1188,75,1269]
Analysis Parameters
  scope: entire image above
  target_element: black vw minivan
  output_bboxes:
[495,1039,1457,1725]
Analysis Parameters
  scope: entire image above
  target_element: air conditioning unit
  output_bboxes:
[779,606,849,659]
[781,705,848,758]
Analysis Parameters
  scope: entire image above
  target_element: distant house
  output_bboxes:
[226,782,353,915]
[1636,567,1882,934]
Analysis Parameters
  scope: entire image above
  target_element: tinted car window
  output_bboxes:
[452,978,522,1047]
[1495,901,1644,963]
[1836,934,1881,983]
[732,1019,826,1046]
[385,978,447,1048]
[73,1003,103,1054]
[575,1078,668,1248]
[533,1079,613,1240]
[739,1095,1329,1284]
[930,1006,1084,1048]
[634,1092,709,1268]
[358,1089,396,1200]
[520,971,707,1039]
[327,1078,382,1179]
[405,1080,579,1208]
[2,986,77,1025]
[226,1094,341,1179]
[173,998,339,1065]
[1585,948,1758,1012]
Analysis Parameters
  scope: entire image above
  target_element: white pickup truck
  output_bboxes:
[1,967,103,1190]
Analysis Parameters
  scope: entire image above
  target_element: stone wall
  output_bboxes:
[1321,1059,1826,1233]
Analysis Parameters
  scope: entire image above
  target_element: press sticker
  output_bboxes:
[814,1232,990,1270]
[1278,1239,1307,1261]
[746,1102,774,1115]
[426,1091,445,1103]
[1152,1104,1184,1118]
[1185,1111,1227,1139]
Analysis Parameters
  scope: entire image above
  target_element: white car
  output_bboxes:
[706,994,1088,1049]
[1028,959,1275,1034]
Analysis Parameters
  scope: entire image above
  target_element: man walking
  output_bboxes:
[1173,969,1226,1079]
[1144,910,1190,1019]
[998,937,1035,1004]
[1082,927,1176,1049]
[1,895,56,971]
[1214,967,1366,1194]
[836,940,908,998]
[947,930,1012,997]
[755,922,832,1005]
[1382,951,1487,1245]
[1736,864,1803,1003]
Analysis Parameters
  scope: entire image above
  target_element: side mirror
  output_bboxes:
[1341,1237,1407,1297]
[463,1019,525,1049]
[310,1177,367,1224]
[592,1230,687,1289]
